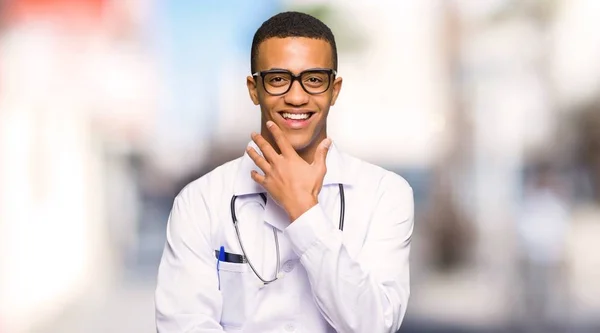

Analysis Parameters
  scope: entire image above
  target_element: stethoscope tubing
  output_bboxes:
[230,184,345,285]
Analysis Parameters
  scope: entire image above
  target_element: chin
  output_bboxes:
[286,135,313,152]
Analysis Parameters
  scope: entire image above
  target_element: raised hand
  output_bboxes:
[246,121,331,221]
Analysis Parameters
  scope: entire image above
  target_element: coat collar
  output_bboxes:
[233,140,353,196]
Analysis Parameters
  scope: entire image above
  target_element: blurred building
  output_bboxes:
[0,0,154,332]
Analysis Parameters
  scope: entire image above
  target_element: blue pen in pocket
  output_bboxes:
[217,246,225,290]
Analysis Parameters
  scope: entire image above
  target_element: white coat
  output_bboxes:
[155,141,414,333]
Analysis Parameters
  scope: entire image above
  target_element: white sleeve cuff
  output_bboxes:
[283,204,335,256]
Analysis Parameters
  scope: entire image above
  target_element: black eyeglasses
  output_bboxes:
[252,68,337,96]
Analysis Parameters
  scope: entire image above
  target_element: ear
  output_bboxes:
[330,77,343,106]
[247,75,260,105]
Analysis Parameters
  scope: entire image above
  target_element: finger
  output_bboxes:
[247,147,271,173]
[312,138,332,169]
[251,132,279,162]
[266,121,295,156]
[250,170,266,185]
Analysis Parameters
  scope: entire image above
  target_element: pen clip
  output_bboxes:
[218,246,226,262]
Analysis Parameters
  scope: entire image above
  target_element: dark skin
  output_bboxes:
[245,37,343,221]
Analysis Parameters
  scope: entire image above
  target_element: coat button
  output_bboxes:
[284,323,295,332]
[283,260,296,273]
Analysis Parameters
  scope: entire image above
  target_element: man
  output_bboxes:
[155,11,414,333]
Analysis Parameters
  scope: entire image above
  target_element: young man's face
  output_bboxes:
[247,37,342,157]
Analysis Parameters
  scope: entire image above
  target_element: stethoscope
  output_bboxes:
[230,184,345,285]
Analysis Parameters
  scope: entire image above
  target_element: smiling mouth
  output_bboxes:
[278,112,315,120]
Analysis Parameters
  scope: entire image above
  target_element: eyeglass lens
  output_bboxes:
[263,71,331,95]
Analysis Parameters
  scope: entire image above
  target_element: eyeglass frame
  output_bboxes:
[251,68,337,96]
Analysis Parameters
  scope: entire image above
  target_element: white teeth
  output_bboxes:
[281,112,310,120]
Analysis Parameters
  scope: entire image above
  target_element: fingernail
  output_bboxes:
[323,138,332,148]
[266,121,274,128]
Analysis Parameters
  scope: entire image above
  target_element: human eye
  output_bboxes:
[265,73,290,87]
[303,73,327,87]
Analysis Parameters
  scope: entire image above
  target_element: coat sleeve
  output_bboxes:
[155,185,226,332]
[283,173,414,333]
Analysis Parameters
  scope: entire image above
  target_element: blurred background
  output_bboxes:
[1,0,599,332]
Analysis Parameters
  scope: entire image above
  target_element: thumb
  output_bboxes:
[313,138,332,168]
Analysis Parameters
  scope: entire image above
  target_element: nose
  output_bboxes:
[283,80,309,106]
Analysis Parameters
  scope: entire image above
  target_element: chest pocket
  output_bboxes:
[218,260,258,329]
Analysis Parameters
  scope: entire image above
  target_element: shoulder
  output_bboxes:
[337,149,415,224]
[164,157,243,242]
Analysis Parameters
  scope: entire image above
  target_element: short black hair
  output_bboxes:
[250,11,338,73]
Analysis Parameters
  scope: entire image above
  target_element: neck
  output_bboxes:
[260,129,327,164]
